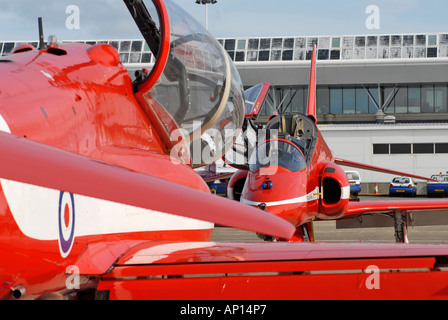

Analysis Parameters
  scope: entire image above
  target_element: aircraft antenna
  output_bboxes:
[38,17,45,50]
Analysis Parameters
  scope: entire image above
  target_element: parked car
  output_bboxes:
[345,171,361,197]
[389,177,417,197]
[427,172,448,197]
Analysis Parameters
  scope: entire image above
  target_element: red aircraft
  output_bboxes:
[226,45,448,243]
[1,0,448,300]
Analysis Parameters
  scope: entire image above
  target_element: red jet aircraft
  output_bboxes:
[1,0,448,300]
[226,46,448,243]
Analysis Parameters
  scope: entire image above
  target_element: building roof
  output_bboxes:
[319,122,448,131]
[3,32,448,64]
[218,33,448,63]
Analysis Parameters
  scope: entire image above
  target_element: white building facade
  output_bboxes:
[320,123,448,183]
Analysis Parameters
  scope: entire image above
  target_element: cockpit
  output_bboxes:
[249,139,307,173]
[125,0,245,167]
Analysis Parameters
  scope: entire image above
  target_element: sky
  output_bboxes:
[1,0,448,41]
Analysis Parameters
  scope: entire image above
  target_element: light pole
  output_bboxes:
[195,0,217,30]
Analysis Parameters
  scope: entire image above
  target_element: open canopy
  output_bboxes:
[128,0,245,167]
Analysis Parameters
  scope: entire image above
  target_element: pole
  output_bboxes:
[196,0,216,30]
[205,3,208,30]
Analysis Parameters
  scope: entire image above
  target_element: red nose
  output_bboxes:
[241,167,317,226]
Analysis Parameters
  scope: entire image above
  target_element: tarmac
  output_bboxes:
[211,195,448,243]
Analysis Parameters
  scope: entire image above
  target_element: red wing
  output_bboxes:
[334,158,437,181]
[0,131,294,239]
[345,199,448,218]
[91,240,448,300]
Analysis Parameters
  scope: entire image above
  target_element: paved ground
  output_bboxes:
[211,195,448,243]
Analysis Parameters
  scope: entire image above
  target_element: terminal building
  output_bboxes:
[218,33,448,188]
[2,32,448,186]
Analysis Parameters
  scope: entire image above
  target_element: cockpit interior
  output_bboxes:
[265,113,318,165]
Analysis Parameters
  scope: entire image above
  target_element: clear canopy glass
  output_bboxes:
[249,139,307,173]
[141,0,245,167]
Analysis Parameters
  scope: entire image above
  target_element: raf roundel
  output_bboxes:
[58,192,75,258]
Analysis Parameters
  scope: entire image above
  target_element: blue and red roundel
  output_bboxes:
[58,192,75,258]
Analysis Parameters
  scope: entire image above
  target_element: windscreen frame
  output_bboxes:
[249,138,307,173]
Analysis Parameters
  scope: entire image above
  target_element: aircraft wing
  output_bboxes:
[0,131,294,240]
[334,158,437,181]
[344,198,448,218]
[73,240,448,300]
[335,156,448,222]
[335,198,448,243]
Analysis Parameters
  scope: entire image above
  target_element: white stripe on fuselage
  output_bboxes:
[241,187,320,207]
[241,186,350,207]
